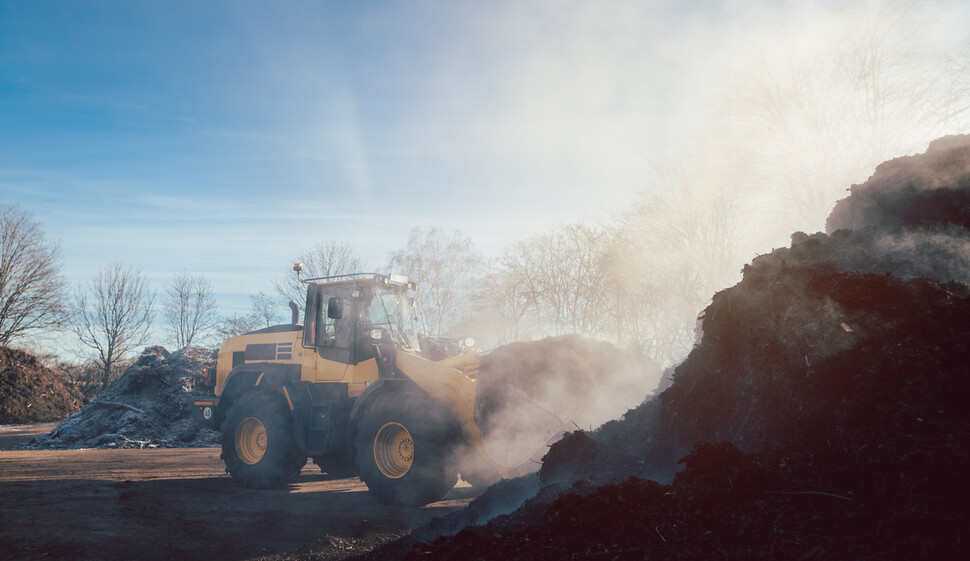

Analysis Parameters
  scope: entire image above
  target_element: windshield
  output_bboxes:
[364,286,421,352]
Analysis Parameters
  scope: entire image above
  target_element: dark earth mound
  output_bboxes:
[401,434,966,560]
[0,346,84,424]
[21,346,219,449]
[826,135,970,234]
[353,136,970,560]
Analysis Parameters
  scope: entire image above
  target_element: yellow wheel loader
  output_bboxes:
[192,270,526,506]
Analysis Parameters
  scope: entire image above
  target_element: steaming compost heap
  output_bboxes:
[0,346,84,424]
[21,346,219,449]
[475,335,656,468]
[358,136,970,560]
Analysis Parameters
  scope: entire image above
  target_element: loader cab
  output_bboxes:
[302,274,421,366]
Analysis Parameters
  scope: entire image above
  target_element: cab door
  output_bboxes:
[303,283,355,381]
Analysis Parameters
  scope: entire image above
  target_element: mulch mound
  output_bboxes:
[408,436,964,560]
[21,346,220,449]
[0,346,84,424]
[353,136,970,560]
[826,134,970,234]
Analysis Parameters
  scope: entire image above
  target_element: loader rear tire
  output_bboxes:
[355,392,459,506]
[221,390,305,488]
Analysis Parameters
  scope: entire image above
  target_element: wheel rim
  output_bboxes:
[374,422,414,479]
[235,417,268,465]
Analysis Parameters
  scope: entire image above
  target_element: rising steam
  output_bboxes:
[472,336,660,471]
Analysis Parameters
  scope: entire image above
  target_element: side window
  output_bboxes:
[321,293,353,349]
[303,288,320,347]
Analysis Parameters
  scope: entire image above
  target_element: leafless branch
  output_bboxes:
[71,264,155,391]
[274,241,369,312]
[163,271,217,348]
[0,205,68,346]
[388,228,481,338]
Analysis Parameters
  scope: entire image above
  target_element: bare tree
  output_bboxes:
[478,238,548,340]
[599,156,753,366]
[251,291,285,327]
[467,223,616,347]
[163,271,218,348]
[275,241,368,310]
[623,162,749,297]
[215,312,262,340]
[468,256,536,346]
[54,357,108,400]
[215,292,285,340]
[0,205,67,346]
[72,265,155,391]
[721,0,970,233]
[544,223,614,337]
[388,228,481,338]
[605,229,711,366]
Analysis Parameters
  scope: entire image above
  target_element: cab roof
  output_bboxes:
[301,272,416,291]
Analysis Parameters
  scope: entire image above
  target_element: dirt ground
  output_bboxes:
[0,423,59,449]
[0,425,474,561]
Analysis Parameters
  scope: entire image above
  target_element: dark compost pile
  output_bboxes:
[357,136,970,560]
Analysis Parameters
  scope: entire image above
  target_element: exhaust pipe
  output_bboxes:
[289,301,300,325]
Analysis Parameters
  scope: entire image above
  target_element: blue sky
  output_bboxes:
[3,0,968,348]
[1,1,726,312]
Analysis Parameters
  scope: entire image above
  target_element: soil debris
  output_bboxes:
[0,346,84,424]
[20,346,220,449]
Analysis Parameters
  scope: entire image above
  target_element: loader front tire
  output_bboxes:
[221,390,305,488]
[355,392,459,506]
